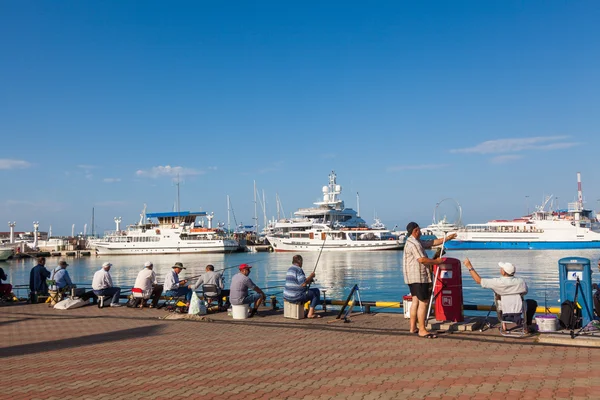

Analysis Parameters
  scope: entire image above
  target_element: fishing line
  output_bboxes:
[426,198,462,321]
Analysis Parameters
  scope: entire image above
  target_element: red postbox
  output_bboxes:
[433,257,463,322]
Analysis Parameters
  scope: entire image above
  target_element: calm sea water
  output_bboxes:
[3,249,600,312]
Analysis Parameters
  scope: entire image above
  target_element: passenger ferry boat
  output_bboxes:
[266,171,401,252]
[446,173,600,250]
[92,206,238,255]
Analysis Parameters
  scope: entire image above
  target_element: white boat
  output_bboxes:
[446,173,600,250]
[0,246,14,261]
[266,171,401,252]
[92,206,239,255]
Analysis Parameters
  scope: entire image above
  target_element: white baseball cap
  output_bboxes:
[498,262,516,275]
[102,262,113,268]
[144,261,153,267]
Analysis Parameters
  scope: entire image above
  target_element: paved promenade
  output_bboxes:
[2,303,600,400]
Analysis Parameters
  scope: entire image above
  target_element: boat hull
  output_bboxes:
[268,236,401,252]
[445,240,600,250]
[0,248,14,261]
[94,241,239,255]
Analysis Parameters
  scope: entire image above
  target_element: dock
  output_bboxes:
[2,302,600,399]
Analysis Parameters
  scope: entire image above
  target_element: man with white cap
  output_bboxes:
[133,261,163,308]
[92,262,122,307]
[464,258,537,331]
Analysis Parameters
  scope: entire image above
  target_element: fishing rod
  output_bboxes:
[306,234,327,290]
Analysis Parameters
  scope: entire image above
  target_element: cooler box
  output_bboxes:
[433,258,464,322]
[403,295,412,319]
[284,301,305,319]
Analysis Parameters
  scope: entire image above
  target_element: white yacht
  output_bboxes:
[92,206,238,255]
[266,171,401,252]
[0,246,14,261]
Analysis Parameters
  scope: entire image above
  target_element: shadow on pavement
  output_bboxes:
[0,324,164,358]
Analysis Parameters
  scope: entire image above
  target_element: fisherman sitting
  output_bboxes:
[133,261,163,308]
[164,262,192,306]
[463,258,538,332]
[29,257,51,303]
[0,267,14,301]
[189,264,230,310]
[230,264,265,317]
[283,255,321,318]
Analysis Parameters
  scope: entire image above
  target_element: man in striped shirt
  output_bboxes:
[283,255,321,318]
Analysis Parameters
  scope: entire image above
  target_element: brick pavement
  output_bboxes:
[2,303,600,400]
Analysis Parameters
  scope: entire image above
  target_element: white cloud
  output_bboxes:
[387,164,449,172]
[77,164,97,169]
[490,154,523,164]
[135,165,204,178]
[103,178,122,183]
[450,136,579,154]
[0,159,31,170]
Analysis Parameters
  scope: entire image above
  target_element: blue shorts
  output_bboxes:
[242,293,261,305]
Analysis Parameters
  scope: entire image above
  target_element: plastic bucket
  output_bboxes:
[535,315,559,332]
[403,295,412,319]
[232,304,249,320]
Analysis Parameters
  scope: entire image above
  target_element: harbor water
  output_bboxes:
[3,249,600,312]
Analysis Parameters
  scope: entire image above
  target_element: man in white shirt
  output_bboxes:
[163,262,191,305]
[133,261,163,308]
[92,262,122,307]
[464,258,537,332]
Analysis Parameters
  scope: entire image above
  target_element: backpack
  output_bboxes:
[559,300,581,329]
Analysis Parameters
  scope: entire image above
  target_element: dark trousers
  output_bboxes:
[498,299,538,326]
[149,285,164,307]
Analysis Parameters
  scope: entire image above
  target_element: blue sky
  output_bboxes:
[1,1,599,235]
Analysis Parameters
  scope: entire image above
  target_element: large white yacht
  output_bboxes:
[266,171,401,252]
[92,205,238,255]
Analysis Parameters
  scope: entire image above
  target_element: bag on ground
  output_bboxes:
[54,298,88,310]
[559,300,581,329]
[188,291,201,315]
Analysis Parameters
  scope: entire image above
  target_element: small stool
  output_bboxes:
[97,295,111,308]
[284,301,305,320]
[232,304,249,320]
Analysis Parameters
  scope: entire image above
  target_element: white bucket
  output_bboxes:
[403,295,412,319]
[232,304,249,320]
[535,315,559,332]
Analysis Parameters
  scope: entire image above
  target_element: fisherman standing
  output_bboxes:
[403,222,456,339]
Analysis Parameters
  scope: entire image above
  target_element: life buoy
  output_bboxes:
[156,229,161,234]
[172,224,176,229]
[388,238,394,241]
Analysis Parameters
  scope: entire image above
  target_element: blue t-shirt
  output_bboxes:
[283,265,307,303]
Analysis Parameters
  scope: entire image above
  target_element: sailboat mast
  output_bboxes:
[262,189,267,233]
[227,195,231,235]
[276,193,280,220]
[254,180,258,235]
[357,192,360,218]
[176,173,181,216]
[91,207,95,237]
